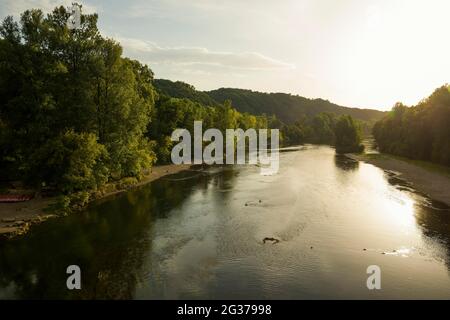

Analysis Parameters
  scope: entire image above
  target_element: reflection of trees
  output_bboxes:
[414,202,450,272]
[0,194,155,299]
[0,168,227,299]
[384,171,450,274]
[210,166,238,202]
[334,155,359,171]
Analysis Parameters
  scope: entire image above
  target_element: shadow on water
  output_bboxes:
[334,155,359,171]
[414,200,450,271]
[0,168,237,299]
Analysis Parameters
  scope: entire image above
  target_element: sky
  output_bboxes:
[1,0,449,110]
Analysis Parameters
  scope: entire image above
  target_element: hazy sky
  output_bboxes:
[1,0,449,110]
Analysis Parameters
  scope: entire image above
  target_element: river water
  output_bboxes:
[1,145,450,299]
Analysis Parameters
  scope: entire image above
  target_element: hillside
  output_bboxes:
[154,79,219,107]
[154,79,386,124]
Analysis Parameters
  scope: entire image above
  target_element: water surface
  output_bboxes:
[1,146,450,299]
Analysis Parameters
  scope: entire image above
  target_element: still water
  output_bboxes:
[1,145,450,299]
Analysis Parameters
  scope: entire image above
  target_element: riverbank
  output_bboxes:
[0,164,192,239]
[348,153,450,206]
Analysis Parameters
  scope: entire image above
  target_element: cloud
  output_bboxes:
[117,37,295,71]
[0,0,97,19]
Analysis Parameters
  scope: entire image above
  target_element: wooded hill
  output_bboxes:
[154,79,386,124]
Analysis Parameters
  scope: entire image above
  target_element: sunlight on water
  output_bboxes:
[384,190,416,230]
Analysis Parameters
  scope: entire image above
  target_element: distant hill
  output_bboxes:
[154,79,219,107]
[154,79,385,124]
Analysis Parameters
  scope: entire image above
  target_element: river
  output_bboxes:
[1,145,450,299]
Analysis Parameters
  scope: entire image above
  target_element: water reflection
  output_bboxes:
[414,200,450,268]
[334,155,359,171]
[0,170,227,299]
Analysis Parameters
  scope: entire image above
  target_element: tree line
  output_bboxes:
[279,112,364,153]
[154,79,386,124]
[0,7,278,197]
[373,86,450,166]
[152,80,365,152]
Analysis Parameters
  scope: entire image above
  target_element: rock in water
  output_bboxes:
[263,237,280,244]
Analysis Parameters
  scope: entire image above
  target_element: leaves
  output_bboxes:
[335,115,364,154]
[0,7,156,193]
[373,86,450,166]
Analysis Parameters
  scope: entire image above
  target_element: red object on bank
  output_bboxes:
[0,194,33,203]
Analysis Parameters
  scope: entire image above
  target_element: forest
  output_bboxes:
[0,6,364,201]
[154,79,386,124]
[373,86,450,166]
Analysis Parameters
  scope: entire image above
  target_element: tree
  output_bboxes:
[335,115,364,154]
[310,113,336,144]
[29,130,109,193]
[0,6,156,193]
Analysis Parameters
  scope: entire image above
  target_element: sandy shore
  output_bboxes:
[0,164,192,238]
[349,153,450,206]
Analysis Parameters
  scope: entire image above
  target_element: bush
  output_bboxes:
[29,130,109,193]
[51,191,91,215]
[117,177,138,190]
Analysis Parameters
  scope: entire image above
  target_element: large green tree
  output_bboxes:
[334,115,364,154]
[0,6,156,192]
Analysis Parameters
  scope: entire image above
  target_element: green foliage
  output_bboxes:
[373,86,450,166]
[153,79,218,107]
[117,177,139,190]
[67,191,91,210]
[0,4,382,206]
[310,113,336,144]
[146,95,274,164]
[0,7,156,194]
[153,80,386,124]
[29,130,109,193]
[334,115,364,154]
[152,79,380,151]
[281,124,304,146]
[151,81,375,154]
[51,191,91,216]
